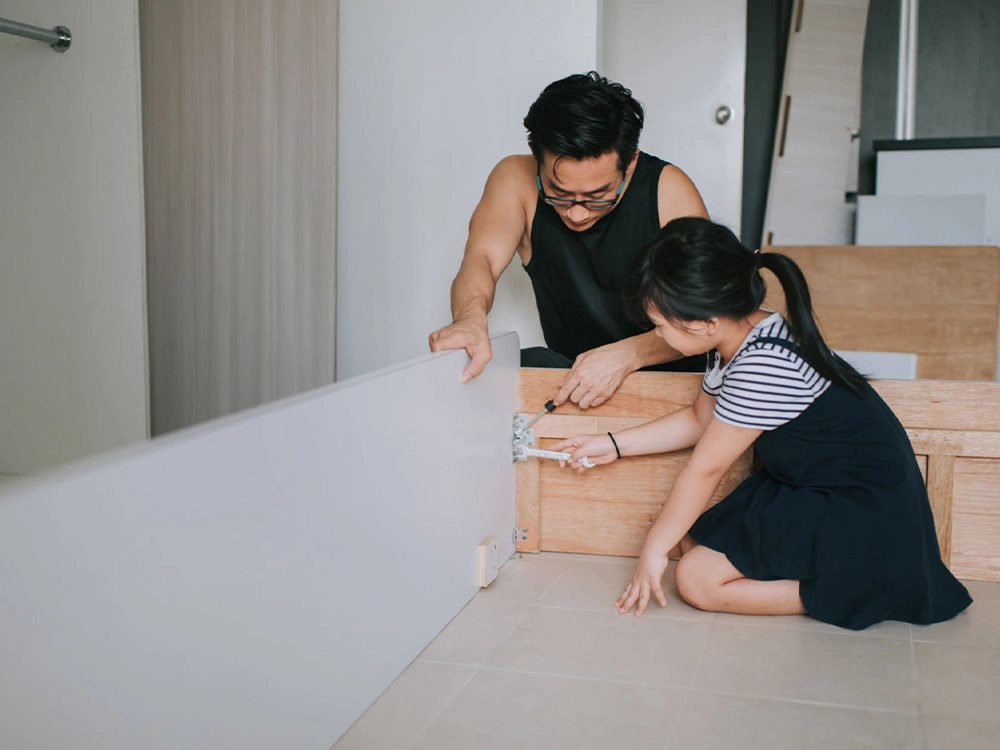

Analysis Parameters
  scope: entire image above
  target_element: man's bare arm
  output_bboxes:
[429,156,531,382]
[658,165,710,224]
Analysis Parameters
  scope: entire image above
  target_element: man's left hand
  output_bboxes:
[554,343,636,409]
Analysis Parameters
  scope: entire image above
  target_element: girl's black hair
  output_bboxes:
[523,71,643,173]
[624,217,866,394]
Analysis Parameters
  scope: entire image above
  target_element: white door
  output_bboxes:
[0,0,148,473]
[601,0,747,230]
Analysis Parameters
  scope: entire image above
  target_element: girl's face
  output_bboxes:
[646,307,718,356]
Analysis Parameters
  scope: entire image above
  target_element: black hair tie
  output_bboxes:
[607,432,621,460]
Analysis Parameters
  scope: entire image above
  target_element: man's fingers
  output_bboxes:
[461,347,492,383]
[553,377,578,407]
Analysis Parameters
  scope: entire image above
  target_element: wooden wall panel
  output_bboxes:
[140,0,338,435]
[951,458,1000,581]
[762,245,1000,381]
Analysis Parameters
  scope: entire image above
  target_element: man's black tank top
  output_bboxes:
[524,151,704,372]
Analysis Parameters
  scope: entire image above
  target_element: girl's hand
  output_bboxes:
[550,434,618,473]
[616,553,669,616]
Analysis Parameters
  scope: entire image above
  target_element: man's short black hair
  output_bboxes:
[523,71,644,173]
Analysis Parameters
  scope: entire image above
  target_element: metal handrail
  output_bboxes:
[0,17,71,52]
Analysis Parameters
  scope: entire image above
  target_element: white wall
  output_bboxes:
[336,0,598,379]
[0,0,148,472]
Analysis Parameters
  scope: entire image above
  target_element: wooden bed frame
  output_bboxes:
[517,369,1000,583]
[760,245,1000,381]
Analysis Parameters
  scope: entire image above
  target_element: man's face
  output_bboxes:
[537,151,626,232]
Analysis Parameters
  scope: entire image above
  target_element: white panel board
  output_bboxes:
[876,148,1000,196]
[875,148,1000,245]
[0,333,520,749]
[837,350,918,380]
[336,0,598,379]
[856,194,987,245]
[601,0,746,229]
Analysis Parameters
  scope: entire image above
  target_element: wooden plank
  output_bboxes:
[534,437,752,558]
[516,459,541,553]
[926,455,956,566]
[0,336,520,750]
[520,370,1000,434]
[874,381,1000,432]
[951,458,1000,582]
[520,370,704,418]
[906,429,1000,458]
[761,245,1000,381]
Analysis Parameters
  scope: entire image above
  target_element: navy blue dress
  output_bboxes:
[689,336,972,630]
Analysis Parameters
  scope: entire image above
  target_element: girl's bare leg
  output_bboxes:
[674,543,805,616]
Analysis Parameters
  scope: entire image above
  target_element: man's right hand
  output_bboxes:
[428,318,493,383]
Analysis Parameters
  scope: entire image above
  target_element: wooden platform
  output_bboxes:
[517,369,1000,583]
[760,245,1000,381]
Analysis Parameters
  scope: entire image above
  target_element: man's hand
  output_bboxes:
[428,317,492,383]
[554,343,636,409]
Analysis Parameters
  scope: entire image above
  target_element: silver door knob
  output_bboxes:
[715,105,733,125]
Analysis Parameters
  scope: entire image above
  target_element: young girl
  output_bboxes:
[552,217,972,630]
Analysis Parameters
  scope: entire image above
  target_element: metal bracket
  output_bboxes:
[512,413,535,462]
[513,527,529,543]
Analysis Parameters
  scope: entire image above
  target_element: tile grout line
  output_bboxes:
[685,614,717,692]
[477,594,915,639]
[533,556,582,603]
[661,690,691,750]
[416,660,922,716]
[404,665,483,749]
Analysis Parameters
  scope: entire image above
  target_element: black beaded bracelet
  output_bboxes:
[607,431,621,460]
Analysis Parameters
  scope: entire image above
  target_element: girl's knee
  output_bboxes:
[674,551,716,611]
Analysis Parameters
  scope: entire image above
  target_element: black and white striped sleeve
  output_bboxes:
[714,348,830,430]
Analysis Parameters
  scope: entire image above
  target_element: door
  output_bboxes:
[601,0,747,229]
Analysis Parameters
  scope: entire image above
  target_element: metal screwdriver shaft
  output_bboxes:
[521,399,556,433]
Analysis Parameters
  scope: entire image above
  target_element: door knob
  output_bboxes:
[715,105,733,125]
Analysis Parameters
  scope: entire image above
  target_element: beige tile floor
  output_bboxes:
[334,552,1000,750]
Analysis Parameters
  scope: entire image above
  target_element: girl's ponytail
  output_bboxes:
[759,253,866,394]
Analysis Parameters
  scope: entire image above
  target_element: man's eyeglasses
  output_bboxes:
[536,173,625,211]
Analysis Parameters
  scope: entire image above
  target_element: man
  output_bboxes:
[428,72,709,409]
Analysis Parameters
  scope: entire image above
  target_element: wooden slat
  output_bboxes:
[926,455,956,566]
[535,437,752,558]
[515,460,540,554]
[761,245,1000,381]
[519,370,702,419]
[520,371,1000,433]
[906,429,1000,458]
[951,458,1000,581]
[873,381,1000,432]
